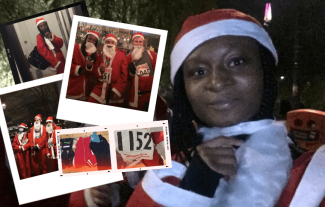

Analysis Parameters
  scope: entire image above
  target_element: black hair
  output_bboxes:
[81,34,98,62]
[170,42,277,161]
[37,22,51,50]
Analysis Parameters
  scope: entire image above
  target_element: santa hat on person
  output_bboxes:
[132,32,144,40]
[36,17,46,27]
[102,33,117,43]
[35,114,42,121]
[19,123,27,128]
[46,116,54,122]
[170,9,278,84]
[86,30,99,40]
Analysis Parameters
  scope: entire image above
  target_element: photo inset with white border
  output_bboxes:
[57,16,168,126]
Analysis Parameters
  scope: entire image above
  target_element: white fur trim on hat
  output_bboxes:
[36,19,46,27]
[86,31,99,40]
[132,34,144,40]
[170,19,278,84]
[103,37,117,43]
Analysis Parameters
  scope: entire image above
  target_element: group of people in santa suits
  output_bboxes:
[66,30,157,111]
[12,114,61,179]
[36,17,65,74]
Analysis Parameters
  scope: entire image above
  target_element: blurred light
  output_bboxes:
[280,76,285,80]
[2,103,6,110]
[264,3,272,22]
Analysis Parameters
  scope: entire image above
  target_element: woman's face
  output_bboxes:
[183,36,264,127]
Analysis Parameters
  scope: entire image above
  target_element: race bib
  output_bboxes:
[136,63,150,76]
[100,67,111,84]
[114,128,154,167]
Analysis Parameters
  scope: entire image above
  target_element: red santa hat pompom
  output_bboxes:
[46,116,54,122]
[19,123,27,128]
[35,114,42,121]
[36,17,46,27]
[103,33,117,43]
[132,32,144,40]
[170,9,278,84]
[86,30,99,40]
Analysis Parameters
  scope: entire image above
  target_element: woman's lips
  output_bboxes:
[208,98,238,110]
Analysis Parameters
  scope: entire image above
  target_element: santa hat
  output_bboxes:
[36,17,46,27]
[132,32,144,40]
[46,116,54,122]
[86,30,99,40]
[19,123,27,128]
[170,9,278,84]
[35,114,42,121]
[103,33,117,43]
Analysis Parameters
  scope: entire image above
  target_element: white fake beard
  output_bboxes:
[18,131,24,141]
[34,122,41,132]
[85,42,97,54]
[131,46,144,60]
[46,124,53,134]
[103,44,116,59]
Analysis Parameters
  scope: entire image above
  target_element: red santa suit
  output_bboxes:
[66,44,95,100]
[88,50,128,105]
[29,124,48,175]
[12,131,31,179]
[46,123,61,171]
[36,34,65,74]
[74,137,97,169]
[127,50,157,111]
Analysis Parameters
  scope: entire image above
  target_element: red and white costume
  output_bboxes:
[89,34,128,105]
[12,123,31,179]
[36,17,65,74]
[45,117,61,171]
[66,44,95,100]
[127,50,156,110]
[29,115,48,175]
[74,137,97,169]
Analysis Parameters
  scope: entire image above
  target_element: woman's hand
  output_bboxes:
[90,184,116,206]
[197,136,243,178]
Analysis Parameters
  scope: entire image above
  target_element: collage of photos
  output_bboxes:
[56,121,170,177]
[66,21,160,112]
[0,2,88,85]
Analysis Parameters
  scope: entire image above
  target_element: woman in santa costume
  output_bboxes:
[45,116,61,171]
[88,33,128,106]
[36,17,65,74]
[29,114,48,176]
[66,30,99,101]
[12,123,31,179]
[127,32,157,111]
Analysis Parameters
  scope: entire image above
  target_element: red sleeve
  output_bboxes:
[151,131,164,144]
[126,54,134,81]
[12,135,20,152]
[37,35,59,66]
[149,51,157,70]
[69,190,88,207]
[22,133,31,151]
[277,151,325,207]
[37,126,47,148]
[51,35,63,49]
[28,129,35,147]
[112,52,128,96]
[70,44,85,77]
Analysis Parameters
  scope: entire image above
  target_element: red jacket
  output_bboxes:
[90,50,128,104]
[12,132,30,152]
[67,44,95,100]
[127,50,157,109]
[74,137,97,168]
[28,125,47,154]
[37,34,65,72]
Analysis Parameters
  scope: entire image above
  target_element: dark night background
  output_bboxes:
[0,0,324,206]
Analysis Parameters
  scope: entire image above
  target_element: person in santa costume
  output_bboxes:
[36,17,65,74]
[69,9,295,207]
[88,33,128,106]
[12,123,31,179]
[66,30,98,101]
[127,32,157,111]
[29,114,48,175]
[45,116,61,171]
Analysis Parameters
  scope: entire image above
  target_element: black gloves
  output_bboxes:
[32,146,39,152]
[129,62,136,75]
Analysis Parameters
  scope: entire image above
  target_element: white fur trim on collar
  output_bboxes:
[170,19,278,84]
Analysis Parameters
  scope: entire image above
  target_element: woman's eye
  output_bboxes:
[229,58,245,67]
[193,69,207,76]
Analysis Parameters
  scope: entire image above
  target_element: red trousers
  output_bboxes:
[16,151,31,179]
[49,158,58,171]
[31,148,47,176]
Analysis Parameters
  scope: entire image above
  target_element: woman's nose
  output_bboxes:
[206,66,234,92]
